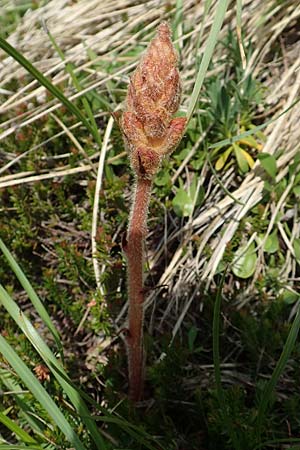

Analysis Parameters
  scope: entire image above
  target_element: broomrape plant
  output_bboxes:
[118,22,186,402]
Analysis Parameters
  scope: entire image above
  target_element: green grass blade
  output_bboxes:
[0,285,108,450]
[256,301,300,434]
[0,335,87,450]
[96,416,162,450]
[206,153,245,205]
[236,0,242,29]
[44,23,102,147]
[0,238,62,358]
[213,271,240,450]
[194,0,214,70]
[0,446,43,450]
[0,35,94,138]
[186,0,230,123]
[173,0,183,53]
[0,409,40,446]
[209,97,300,150]
[0,373,46,438]
[0,368,46,436]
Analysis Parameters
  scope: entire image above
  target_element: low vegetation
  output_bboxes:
[0,1,300,449]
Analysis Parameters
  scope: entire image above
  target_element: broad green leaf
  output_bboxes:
[232,242,257,279]
[172,178,203,217]
[293,186,300,197]
[263,231,279,254]
[154,171,171,187]
[282,289,299,305]
[257,152,277,178]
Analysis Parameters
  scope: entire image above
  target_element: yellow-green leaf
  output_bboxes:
[233,144,249,173]
[240,148,255,169]
[215,147,232,171]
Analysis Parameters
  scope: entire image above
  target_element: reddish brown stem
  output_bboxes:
[126,177,152,402]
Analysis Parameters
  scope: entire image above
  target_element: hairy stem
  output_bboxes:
[126,177,152,402]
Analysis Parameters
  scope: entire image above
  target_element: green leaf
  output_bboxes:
[263,231,279,254]
[172,188,193,217]
[0,446,43,450]
[0,368,46,437]
[232,242,257,279]
[215,147,232,171]
[288,152,300,176]
[239,135,261,149]
[257,152,277,178]
[154,171,171,187]
[293,186,300,197]
[233,143,249,173]
[172,178,203,217]
[282,289,299,305]
[293,238,300,262]
[240,148,255,169]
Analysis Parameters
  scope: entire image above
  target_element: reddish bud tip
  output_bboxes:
[120,22,186,179]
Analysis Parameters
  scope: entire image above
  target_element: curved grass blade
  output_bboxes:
[213,270,240,450]
[256,300,300,436]
[43,22,102,147]
[0,238,62,358]
[96,416,163,450]
[0,285,108,450]
[0,335,87,450]
[0,35,96,140]
[209,97,300,150]
[0,368,46,437]
[206,153,245,205]
[0,447,44,450]
[186,0,230,123]
[0,410,41,447]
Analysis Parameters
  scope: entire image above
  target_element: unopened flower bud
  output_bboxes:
[120,22,186,179]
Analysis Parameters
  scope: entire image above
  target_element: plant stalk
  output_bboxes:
[126,177,152,402]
